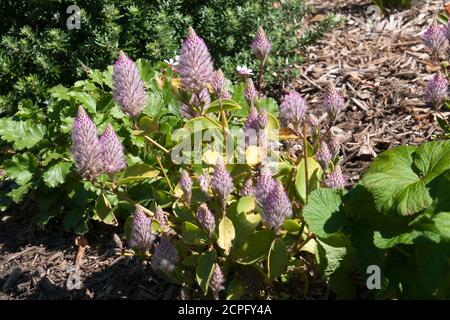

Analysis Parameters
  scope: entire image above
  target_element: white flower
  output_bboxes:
[164,55,180,68]
[236,65,253,77]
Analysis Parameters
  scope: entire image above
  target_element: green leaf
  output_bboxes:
[43,162,72,188]
[205,99,242,113]
[7,183,32,203]
[268,238,288,280]
[302,188,347,238]
[373,231,414,249]
[362,145,432,216]
[4,153,37,185]
[138,116,159,134]
[196,249,217,294]
[217,217,235,255]
[92,193,118,226]
[413,140,450,185]
[235,230,275,265]
[236,196,256,214]
[0,118,46,150]
[69,91,96,113]
[118,164,159,185]
[181,221,208,245]
[184,116,221,133]
[136,58,154,82]
[281,219,301,234]
[295,157,323,203]
[432,212,450,241]
[226,278,245,300]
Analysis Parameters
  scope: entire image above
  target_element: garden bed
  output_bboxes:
[0,0,448,300]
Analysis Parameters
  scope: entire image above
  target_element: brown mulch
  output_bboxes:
[0,205,177,300]
[294,0,449,184]
[1,0,448,300]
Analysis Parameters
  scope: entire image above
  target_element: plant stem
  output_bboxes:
[156,155,174,193]
[258,61,264,93]
[143,134,170,155]
[218,98,228,154]
[302,122,309,203]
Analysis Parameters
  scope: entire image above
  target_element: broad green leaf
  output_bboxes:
[226,278,245,300]
[362,145,432,216]
[295,157,323,203]
[92,193,118,226]
[48,84,70,100]
[136,58,154,82]
[69,91,96,113]
[7,183,32,203]
[237,196,256,214]
[205,99,242,113]
[181,221,208,245]
[281,219,301,234]
[0,118,46,150]
[196,249,217,294]
[245,146,267,166]
[184,116,221,133]
[4,153,37,185]
[235,230,275,265]
[118,164,159,185]
[268,238,288,280]
[43,162,72,188]
[413,140,450,185]
[302,188,347,238]
[373,231,414,249]
[138,116,159,134]
[63,207,89,235]
[432,212,450,241]
[217,217,235,255]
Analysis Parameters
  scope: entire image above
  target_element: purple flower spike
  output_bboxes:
[211,158,234,208]
[240,178,255,197]
[211,69,230,99]
[279,92,307,129]
[425,72,448,108]
[196,203,216,236]
[251,26,271,63]
[113,51,147,118]
[155,205,170,232]
[262,181,292,232]
[192,87,211,114]
[423,22,447,54]
[324,165,346,189]
[317,141,332,170]
[178,27,214,92]
[324,82,345,118]
[71,106,104,181]
[255,170,276,208]
[308,114,320,130]
[100,124,127,175]
[244,78,258,107]
[151,234,179,276]
[180,170,193,204]
[129,205,154,253]
[245,106,260,132]
[329,137,341,158]
[209,264,225,299]
[258,108,268,129]
[197,172,210,195]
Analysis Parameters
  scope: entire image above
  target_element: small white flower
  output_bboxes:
[164,55,180,68]
[236,65,253,77]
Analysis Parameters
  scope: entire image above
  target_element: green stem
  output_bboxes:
[302,123,309,203]
[144,134,170,155]
[156,155,174,193]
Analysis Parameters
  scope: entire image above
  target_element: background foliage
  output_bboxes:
[0,0,336,116]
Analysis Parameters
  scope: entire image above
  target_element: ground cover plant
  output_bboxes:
[0,2,449,301]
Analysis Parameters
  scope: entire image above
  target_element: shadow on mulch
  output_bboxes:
[0,205,177,300]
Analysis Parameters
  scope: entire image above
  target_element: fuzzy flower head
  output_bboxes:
[240,178,255,197]
[209,264,225,298]
[244,78,258,107]
[113,51,147,118]
[244,106,260,132]
[279,92,307,129]
[329,137,341,158]
[211,69,230,99]
[129,205,154,254]
[100,124,127,175]
[261,181,292,232]
[236,65,254,78]
[425,72,448,108]
[255,169,276,208]
[324,82,345,118]
[317,141,332,170]
[180,87,211,119]
[180,170,193,204]
[423,22,447,54]
[151,234,179,276]
[155,205,170,232]
[197,171,210,195]
[251,26,271,63]
[196,203,216,236]
[177,27,213,92]
[71,106,104,181]
[324,165,346,189]
[211,158,234,207]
